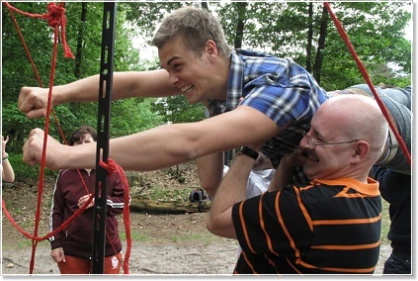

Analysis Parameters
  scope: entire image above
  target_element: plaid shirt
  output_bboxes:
[208,50,327,181]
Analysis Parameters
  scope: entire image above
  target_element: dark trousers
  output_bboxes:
[383,253,411,275]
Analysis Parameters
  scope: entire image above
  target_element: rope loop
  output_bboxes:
[99,158,118,173]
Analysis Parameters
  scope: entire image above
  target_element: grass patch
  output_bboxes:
[119,230,151,242]
[2,236,50,250]
[2,238,32,250]
[147,186,195,202]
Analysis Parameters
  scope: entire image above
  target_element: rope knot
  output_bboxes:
[46,2,75,59]
[46,3,64,28]
[99,158,117,173]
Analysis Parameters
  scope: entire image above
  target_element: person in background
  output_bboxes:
[207,95,388,274]
[49,125,128,274]
[370,163,411,274]
[1,135,15,183]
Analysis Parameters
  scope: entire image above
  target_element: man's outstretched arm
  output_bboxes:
[22,106,279,172]
[18,70,180,119]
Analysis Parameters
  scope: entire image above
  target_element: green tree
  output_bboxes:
[2,2,144,152]
[217,2,411,90]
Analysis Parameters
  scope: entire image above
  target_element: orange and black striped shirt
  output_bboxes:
[231,177,381,274]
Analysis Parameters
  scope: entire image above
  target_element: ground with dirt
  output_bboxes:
[1,162,390,275]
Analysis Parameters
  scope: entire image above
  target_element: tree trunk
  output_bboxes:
[201,2,210,11]
[306,2,314,72]
[234,2,248,49]
[74,2,87,79]
[130,198,212,214]
[312,5,329,84]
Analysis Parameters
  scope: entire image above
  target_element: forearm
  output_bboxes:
[1,160,15,183]
[207,154,255,238]
[53,70,180,106]
[59,123,204,171]
[196,152,224,199]
[268,163,294,192]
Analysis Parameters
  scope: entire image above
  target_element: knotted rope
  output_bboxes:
[2,2,131,274]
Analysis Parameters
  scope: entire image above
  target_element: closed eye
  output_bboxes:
[173,63,182,71]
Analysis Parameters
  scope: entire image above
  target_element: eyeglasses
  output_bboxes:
[301,130,358,150]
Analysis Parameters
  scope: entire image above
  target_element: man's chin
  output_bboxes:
[303,167,316,180]
[185,96,200,105]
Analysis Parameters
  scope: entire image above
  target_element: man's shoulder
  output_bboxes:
[57,168,86,181]
[58,168,73,177]
[236,49,290,64]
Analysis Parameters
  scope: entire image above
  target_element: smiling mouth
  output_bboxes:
[181,85,193,93]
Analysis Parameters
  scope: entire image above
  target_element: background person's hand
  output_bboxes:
[50,247,66,263]
[2,135,9,156]
[78,194,94,209]
[18,86,50,119]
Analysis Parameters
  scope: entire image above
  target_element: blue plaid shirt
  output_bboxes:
[208,50,327,180]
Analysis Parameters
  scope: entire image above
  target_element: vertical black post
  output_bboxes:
[92,2,116,274]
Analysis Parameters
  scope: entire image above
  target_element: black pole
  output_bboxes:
[91,2,116,274]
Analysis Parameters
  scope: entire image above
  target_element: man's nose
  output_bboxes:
[299,135,310,150]
[168,72,179,86]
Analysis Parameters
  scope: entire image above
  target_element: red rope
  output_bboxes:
[2,2,132,274]
[100,159,132,274]
[5,2,70,143]
[323,2,411,167]
[1,193,94,242]
[3,2,74,59]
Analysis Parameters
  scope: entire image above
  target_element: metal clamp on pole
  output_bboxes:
[92,2,116,274]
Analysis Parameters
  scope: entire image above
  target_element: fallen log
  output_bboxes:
[130,198,212,214]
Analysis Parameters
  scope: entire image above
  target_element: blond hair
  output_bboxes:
[151,6,231,58]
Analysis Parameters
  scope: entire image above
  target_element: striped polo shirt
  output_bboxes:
[231,177,381,274]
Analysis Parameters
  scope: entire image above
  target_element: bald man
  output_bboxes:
[207,95,388,274]
[328,83,411,175]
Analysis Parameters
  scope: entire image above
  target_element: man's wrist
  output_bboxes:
[237,146,259,160]
[2,152,8,161]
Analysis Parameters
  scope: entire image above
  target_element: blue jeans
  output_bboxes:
[383,253,411,274]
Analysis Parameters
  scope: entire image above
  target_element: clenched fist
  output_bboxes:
[22,128,64,170]
[18,86,52,119]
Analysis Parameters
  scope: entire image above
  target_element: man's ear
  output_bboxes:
[205,40,218,59]
[351,140,370,164]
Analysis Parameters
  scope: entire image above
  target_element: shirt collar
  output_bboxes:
[206,51,244,116]
[226,51,245,110]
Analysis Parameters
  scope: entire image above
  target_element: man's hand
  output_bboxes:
[268,148,307,193]
[22,128,63,170]
[2,135,9,155]
[78,194,95,209]
[18,87,50,119]
[50,247,66,263]
[280,148,307,170]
